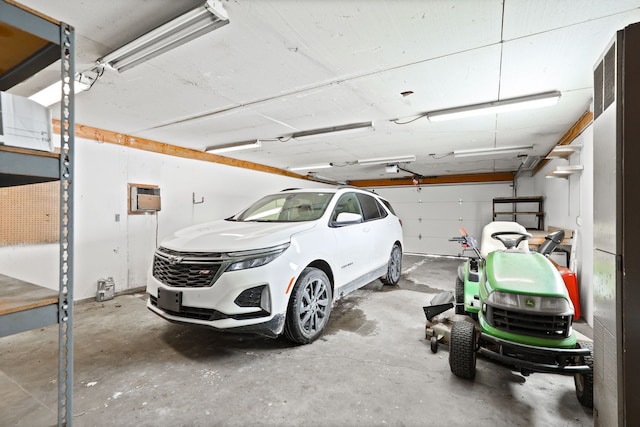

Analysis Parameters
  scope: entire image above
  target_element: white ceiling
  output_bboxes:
[11,0,640,183]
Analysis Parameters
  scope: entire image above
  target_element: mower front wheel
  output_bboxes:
[430,336,439,353]
[449,320,477,379]
[574,342,594,408]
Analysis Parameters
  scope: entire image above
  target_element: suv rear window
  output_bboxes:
[356,193,388,221]
[379,198,397,216]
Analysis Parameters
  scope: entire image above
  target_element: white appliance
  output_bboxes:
[0,91,52,152]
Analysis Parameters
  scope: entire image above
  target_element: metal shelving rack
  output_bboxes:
[0,1,75,425]
[492,196,544,230]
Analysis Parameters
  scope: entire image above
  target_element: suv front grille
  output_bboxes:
[486,306,572,339]
[153,247,225,288]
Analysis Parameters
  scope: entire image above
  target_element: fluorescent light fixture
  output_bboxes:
[427,91,561,122]
[291,121,374,141]
[28,77,90,107]
[98,0,229,72]
[205,140,261,154]
[358,155,416,166]
[289,163,333,171]
[307,172,340,184]
[453,145,533,158]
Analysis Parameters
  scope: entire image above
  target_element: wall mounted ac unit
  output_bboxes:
[129,184,161,213]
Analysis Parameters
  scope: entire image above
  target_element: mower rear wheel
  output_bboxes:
[449,320,476,379]
[574,342,594,408]
[455,277,465,314]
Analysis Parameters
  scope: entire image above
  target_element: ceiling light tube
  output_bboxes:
[307,172,339,184]
[289,163,333,171]
[291,121,374,141]
[205,140,261,154]
[358,155,416,166]
[28,76,91,107]
[453,145,533,158]
[98,0,229,72]
[427,91,561,122]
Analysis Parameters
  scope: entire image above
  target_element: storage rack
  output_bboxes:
[0,1,75,425]
[492,196,544,230]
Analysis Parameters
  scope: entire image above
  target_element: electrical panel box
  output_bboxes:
[129,183,161,213]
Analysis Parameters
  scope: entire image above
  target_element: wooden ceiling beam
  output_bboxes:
[52,120,308,181]
[348,172,515,188]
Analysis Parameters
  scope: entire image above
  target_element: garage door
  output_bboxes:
[375,183,513,256]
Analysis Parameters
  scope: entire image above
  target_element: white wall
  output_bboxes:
[517,125,594,325]
[0,137,329,301]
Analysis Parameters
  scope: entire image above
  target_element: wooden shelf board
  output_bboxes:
[0,273,58,316]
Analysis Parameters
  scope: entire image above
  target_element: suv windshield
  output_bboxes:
[231,192,334,222]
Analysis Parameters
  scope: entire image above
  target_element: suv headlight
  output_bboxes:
[225,243,290,272]
[487,291,573,314]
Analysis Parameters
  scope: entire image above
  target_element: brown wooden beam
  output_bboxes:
[349,171,515,188]
[4,0,61,25]
[533,110,593,175]
[52,120,309,181]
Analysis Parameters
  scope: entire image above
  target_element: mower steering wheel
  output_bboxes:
[490,231,532,250]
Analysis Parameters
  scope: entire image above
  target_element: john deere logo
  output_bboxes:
[525,298,535,308]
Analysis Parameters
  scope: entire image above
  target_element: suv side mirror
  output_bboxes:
[334,212,363,226]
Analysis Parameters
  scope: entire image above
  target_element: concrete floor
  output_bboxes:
[1,255,593,426]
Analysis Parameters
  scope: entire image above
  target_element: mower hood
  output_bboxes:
[484,251,568,298]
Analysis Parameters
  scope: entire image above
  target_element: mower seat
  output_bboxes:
[480,221,530,257]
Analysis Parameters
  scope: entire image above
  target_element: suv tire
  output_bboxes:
[284,267,332,344]
[380,243,402,285]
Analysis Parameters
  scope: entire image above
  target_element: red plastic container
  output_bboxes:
[556,266,581,321]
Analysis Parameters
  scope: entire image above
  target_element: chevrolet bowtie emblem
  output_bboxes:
[167,255,184,265]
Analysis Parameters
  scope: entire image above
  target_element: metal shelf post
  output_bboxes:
[57,22,75,427]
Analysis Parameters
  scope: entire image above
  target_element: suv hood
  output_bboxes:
[160,220,316,252]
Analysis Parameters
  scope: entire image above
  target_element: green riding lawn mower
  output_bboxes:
[423,221,593,408]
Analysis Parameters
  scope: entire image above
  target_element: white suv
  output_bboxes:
[146,187,403,343]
